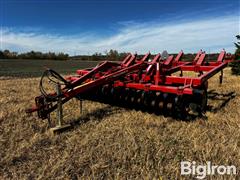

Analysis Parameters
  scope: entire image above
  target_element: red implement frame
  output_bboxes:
[26,50,234,123]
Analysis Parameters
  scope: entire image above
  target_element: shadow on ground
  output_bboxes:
[66,89,237,130]
[69,105,124,128]
[207,90,236,113]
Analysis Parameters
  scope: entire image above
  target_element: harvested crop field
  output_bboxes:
[0,68,239,179]
[0,59,98,77]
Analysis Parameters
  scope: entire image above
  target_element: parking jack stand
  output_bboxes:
[50,83,71,133]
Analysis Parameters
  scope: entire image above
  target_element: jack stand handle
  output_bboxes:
[219,70,223,85]
[56,83,63,127]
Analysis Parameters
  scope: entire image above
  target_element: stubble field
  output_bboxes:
[0,67,239,179]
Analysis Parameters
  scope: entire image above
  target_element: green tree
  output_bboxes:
[234,35,240,60]
[230,35,240,75]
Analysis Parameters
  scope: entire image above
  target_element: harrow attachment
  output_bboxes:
[26,50,234,131]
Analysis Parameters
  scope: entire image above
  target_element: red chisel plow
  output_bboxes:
[26,50,234,130]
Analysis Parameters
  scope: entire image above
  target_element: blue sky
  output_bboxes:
[0,0,239,55]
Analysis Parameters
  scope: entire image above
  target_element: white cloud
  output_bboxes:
[0,15,239,55]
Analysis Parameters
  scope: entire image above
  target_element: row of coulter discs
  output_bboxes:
[78,84,208,119]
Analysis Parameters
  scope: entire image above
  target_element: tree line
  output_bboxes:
[0,50,69,60]
[0,49,127,61]
[70,49,128,61]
